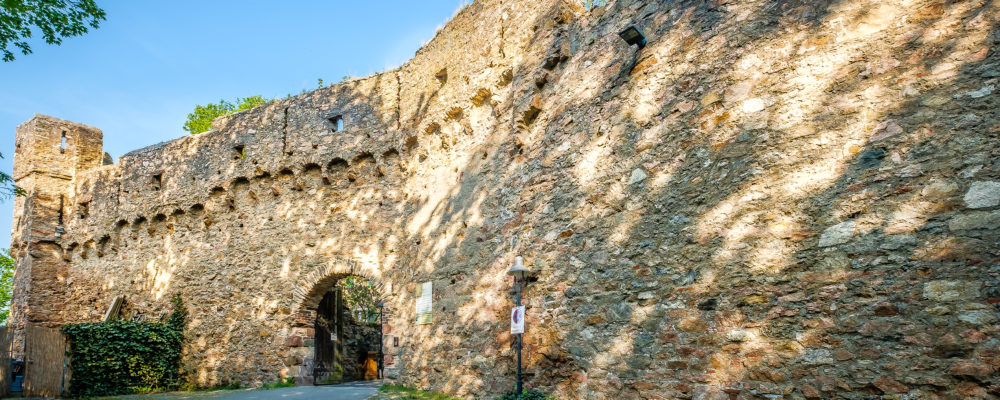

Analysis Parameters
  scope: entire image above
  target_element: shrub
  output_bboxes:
[182,95,271,134]
[495,389,556,400]
[62,296,187,396]
[261,377,295,389]
[378,384,464,400]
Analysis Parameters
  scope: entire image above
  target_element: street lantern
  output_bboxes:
[507,256,530,279]
[618,26,646,49]
[506,256,530,398]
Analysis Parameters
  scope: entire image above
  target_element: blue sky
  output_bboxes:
[0,0,469,249]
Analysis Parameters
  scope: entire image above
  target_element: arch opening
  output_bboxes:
[291,273,384,386]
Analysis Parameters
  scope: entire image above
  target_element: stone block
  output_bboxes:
[963,181,1000,208]
[923,281,980,302]
[285,335,303,347]
[921,179,958,199]
[949,211,1000,231]
[818,220,856,247]
[957,310,997,326]
[948,361,994,378]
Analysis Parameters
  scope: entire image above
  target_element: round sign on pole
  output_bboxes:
[510,306,525,334]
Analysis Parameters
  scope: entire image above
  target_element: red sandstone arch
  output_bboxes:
[285,257,385,385]
[291,257,383,315]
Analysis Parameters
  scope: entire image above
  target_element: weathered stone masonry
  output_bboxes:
[10,0,1000,398]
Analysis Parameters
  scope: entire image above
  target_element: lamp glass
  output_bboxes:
[506,256,530,277]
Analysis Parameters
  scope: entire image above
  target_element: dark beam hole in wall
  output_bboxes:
[152,173,163,191]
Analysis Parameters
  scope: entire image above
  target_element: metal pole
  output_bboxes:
[515,275,523,398]
[378,304,384,380]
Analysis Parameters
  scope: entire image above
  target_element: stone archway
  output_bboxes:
[284,259,383,385]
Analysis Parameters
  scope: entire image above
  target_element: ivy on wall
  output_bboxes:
[62,295,187,396]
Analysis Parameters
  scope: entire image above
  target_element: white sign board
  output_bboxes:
[415,281,433,324]
[510,306,525,334]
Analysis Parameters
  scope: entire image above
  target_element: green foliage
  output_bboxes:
[341,276,381,324]
[166,294,187,330]
[495,389,556,400]
[234,95,268,112]
[260,377,294,390]
[182,95,271,134]
[189,381,240,391]
[0,152,24,199]
[378,384,465,400]
[62,295,187,397]
[0,248,14,325]
[0,0,106,62]
[318,363,343,385]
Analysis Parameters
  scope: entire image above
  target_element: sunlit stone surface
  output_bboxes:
[9,0,1000,398]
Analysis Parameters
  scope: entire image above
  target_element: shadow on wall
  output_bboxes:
[386,0,1000,398]
[52,0,1000,397]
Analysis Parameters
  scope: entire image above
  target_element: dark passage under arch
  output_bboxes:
[312,276,382,385]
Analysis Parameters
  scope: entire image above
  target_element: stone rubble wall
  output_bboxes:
[341,313,381,382]
[10,0,1000,398]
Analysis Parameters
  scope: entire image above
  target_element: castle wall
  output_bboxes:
[10,0,1000,398]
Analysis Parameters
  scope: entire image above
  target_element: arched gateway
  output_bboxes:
[288,261,385,385]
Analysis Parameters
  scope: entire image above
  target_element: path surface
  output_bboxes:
[107,381,381,400]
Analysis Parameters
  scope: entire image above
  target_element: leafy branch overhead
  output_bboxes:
[0,0,107,62]
[0,153,24,199]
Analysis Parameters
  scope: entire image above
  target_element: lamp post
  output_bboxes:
[377,301,384,380]
[507,256,530,398]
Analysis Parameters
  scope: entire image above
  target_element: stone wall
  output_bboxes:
[342,312,380,382]
[9,0,1000,398]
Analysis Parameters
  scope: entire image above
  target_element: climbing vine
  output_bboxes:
[62,295,187,396]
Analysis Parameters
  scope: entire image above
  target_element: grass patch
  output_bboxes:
[177,381,243,392]
[261,377,295,390]
[378,384,464,400]
[197,382,242,391]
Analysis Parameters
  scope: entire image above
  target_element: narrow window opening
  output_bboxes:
[60,131,67,154]
[327,115,344,132]
[58,195,65,226]
[233,145,245,160]
[152,173,163,191]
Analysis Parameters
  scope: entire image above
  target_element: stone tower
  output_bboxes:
[9,114,103,357]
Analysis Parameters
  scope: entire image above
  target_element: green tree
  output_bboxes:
[0,0,107,62]
[341,276,381,324]
[182,95,270,134]
[0,152,22,199]
[0,248,15,325]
